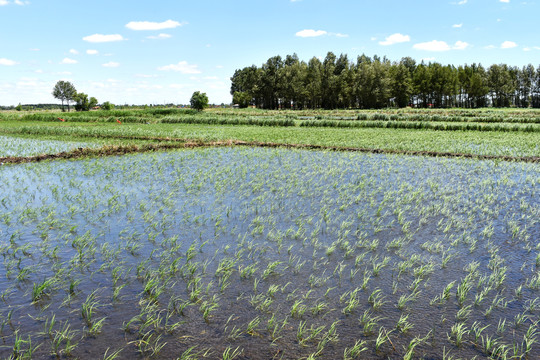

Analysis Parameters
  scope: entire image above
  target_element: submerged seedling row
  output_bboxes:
[0,147,538,359]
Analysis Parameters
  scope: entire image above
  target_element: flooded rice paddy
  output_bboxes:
[0,136,98,158]
[0,147,539,359]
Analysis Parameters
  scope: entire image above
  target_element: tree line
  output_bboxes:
[52,81,115,112]
[230,53,540,109]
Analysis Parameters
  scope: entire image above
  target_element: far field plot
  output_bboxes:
[0,135,98,157]
[0,147,538,359]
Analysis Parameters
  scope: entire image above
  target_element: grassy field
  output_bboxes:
[1,108,540,159]
[0,108,539,359]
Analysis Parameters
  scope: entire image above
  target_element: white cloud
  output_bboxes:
[146,33,172,40]
[157,61,201,74]
[452,23,463,28]
[413,40,451,51]
[216,65,224,69]
[379,33,410,46]
[0,0,9,5]
[332,33,349,38]
[453,41,470,50]
[102,61,120,68]
[457,0,467,4]
[500,0,509,2]
[295,29,327,37]
[83,34,125,43]
[421,57,436,62]
[14,0,29,5]
[135,74,157,78]
[501,40,517,48]
[126,20,184,31]
[60,58,77,64]
[207,81,226,90]
[370,37,377,41]
[0,58,17,66]
[17,80,39,87]
[86,49,98,55]
[69,49,79,55]
[484,45,496,49]
[413,40,469,51]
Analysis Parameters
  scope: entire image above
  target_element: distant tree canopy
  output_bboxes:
[190,91,209,111]
[231,53,540,109]
[51,81,99,112]
[52,80,77,112]
[101,101,114,110]
[232,91,251,108]
[73,92,98,111]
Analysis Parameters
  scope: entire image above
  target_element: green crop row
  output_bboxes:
[1,121,538,157]
[299,119,540,132]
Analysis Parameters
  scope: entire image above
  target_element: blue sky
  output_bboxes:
[0,0,538,106]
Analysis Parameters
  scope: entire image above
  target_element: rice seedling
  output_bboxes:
[9,331,40,360]
[481,334,499,356]
[375,327,394,352]
[368,288,386,311]
[341,288,361,315]
[395,313,414,333]
[51,321,78,357]
[456,304,473,322]
[222,346,243,360]
[359,310,383,336]
[343,339,367,359]
[403,331,431,360]
[246,316,260,336]
[448,323,469,347]
[31,277,56,303]
[102,347,124,360]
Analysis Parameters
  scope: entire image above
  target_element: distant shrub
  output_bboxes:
[102,101,115,111]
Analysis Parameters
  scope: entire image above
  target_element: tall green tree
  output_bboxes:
[321,52,337,109]
[488,64,513,107]
[190,91,209,111]
[532,65,540,108]
[306,57,322,109]
[517,64,534,107]
[390,62,412,107]
[232,91,251,108]
[280,54,305,109]
[412,63,432,107]
[468,64,489,108]
[261,56,283,109]
[52,80,77,112]
[334,54,352,108]
[101,101,115,111]
[73,92,98,111]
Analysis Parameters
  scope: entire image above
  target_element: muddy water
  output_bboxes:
[0,147,538,359]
